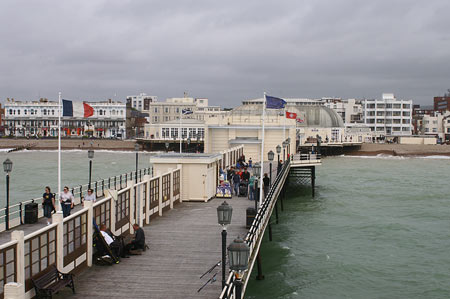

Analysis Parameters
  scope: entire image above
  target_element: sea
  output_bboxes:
[246,155,450,299]
[1,150,449,298]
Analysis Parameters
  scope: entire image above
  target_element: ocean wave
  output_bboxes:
[416,155,450,160]
[0,148,15,152]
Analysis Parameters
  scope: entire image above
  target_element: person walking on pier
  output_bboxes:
[42,186,55,225]
[232,171,241,196]
[263,173,270,198]
[83,188,96,206]
[248,175,256,201]
[60,186,74,217]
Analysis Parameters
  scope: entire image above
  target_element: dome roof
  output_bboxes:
[293,106,344,128]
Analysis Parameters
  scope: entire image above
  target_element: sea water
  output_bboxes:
[0,149,153,204]
[246,155,450,299]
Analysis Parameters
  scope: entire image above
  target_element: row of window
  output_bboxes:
[366,111,411,117]
[6,120,125,127]
[366,103,411,109]
[160,127,205,139]
[6,108,124,116]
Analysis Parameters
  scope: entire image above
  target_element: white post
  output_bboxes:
[157,172,163,216]
[259,93,267,206]
[144,175,151,224]
[179,108,182,153]
[169,169,174,209]
[83,201,94,267]
[57,92,62,212]
[127,181,135,234]
[177,164,183,203]
[4,282,24,299]
[11,231,24,287]
[105,189,118,234]
[52,211,64,271]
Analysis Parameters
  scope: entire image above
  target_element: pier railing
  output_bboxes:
[219,158,291,299]
[0,165,182,298]
[0,167,152,232]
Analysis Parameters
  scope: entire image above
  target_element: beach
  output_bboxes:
[345,143,450,156]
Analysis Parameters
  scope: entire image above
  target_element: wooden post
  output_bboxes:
[52,211,64,272]
[84,201,94,267]
[311,166,315,197]
[11,231,24,287]
[275,200,279,224]
[256,251,264,280]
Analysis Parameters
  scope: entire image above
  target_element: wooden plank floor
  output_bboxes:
[55,196,253,299]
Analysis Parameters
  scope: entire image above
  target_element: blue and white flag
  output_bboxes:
[265,95,287,109]
[182,109,193,115]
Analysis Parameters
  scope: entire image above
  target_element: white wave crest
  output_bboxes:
[341,154,408,160]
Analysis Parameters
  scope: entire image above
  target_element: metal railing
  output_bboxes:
[0,167,152,232]
[219,158,291,299]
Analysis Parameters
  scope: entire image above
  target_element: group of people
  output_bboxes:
[99,223,146,260]
[42,186,97,225]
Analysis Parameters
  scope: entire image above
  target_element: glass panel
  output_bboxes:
[25,267,31,279]
[31,238,39,251]
[49,229,55,241]
[40,245,48,258]
[6,248,14,262]
[49,241,55,253]
[40,233,47,244]
[32,262,39,274]
[41,257,48,269]
[32,250,39,263]
[24,241,30,255]
[49,253,55,265]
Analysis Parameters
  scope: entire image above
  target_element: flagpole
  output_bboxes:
[259,93,266,207]
[283,106,286,141]
[57,92,62,212]
[179,108,182,153]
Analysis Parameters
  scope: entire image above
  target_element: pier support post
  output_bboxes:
[311,166,315,197]
[11,231,24,287]
[256,251,265,280]
[275,201,279,224]
[268,221,273,241]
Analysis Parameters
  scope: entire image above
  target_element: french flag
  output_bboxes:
[62,100,94,117]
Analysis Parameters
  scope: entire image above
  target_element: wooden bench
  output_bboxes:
[32,265,75,299]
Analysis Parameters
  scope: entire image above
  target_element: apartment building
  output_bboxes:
[126,93,157,111]
[4,98,126,138]
[433,90,450,112]
[322,98,363,124]
[420,111,450,142]
[363,93,413,136]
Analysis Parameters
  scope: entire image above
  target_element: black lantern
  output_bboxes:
[253,162,261,177]
[282,141,287,148]
[165,142,169,151]
[228,236,250,273]
[3,158,12,173]
[187,137,191,145]
[88,149,94,159]
[276,145,281,154]
[217,201,232,226]
[267,150,274,161]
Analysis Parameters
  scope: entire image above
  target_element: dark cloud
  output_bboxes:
[1,0,449,106]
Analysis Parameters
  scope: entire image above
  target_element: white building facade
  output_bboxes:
[126,93,157,111]
[363,93,413,137]
[4,98,126,139]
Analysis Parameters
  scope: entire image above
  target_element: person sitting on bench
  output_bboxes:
[125,224,146,253]
[100,224,122,258]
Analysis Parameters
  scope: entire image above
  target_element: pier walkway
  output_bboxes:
[55,196,251,299]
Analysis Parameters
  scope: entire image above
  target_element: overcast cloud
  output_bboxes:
[1,0,449,106]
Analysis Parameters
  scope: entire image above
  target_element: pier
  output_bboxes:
[0,147,320,299]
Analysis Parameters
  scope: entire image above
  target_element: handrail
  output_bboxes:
[0,167,151,231]
[24,223,58,241]
[0,239,18,251]
[219,159,291,299]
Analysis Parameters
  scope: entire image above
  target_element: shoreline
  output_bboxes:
[344,143,450,157]
[0,138,136,151]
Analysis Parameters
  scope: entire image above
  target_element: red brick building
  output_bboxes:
[434,94,450,112]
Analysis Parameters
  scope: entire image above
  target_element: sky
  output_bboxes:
[1,0,449,107]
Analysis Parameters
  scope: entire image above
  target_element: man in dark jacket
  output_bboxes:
[126,224,146,252]
[232,172,240,196]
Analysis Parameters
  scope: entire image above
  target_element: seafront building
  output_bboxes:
[362,93,413,137]
[419,111,450,142]
[3,98,127,139]
[126,93,157,111]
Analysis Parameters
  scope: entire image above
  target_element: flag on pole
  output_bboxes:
[182,109,193,115]
[286,111,297,119]
[265,95,286,109]
[62,100,94,117]
[296,118,305,123]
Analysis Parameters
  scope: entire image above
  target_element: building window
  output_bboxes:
[171,128,178,138]
[182,128,187,138]
[162,128,169,138]
[154,108,158,113]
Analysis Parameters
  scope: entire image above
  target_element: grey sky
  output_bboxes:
[1,0,449,106]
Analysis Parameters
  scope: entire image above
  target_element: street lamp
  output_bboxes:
[228,236,250,299]
[268,150,274,186]
[87,149,94,189]
[165,141,169,152]
[3,158,13,230]
[282,141,287,161]
[252,162,261,210]
[217,201,233,289]
[276,144,281,163]
[287,137,291,158]
[135,143,139,183]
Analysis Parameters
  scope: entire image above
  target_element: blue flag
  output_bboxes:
[265,95,286,109]
[182,109,193,115]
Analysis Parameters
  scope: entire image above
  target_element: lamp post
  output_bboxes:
[134,143,139,183]
[3,158,13,230]
[282,141,287,162]
[217,201,233,289]
[228,236,250,299]
[87,149,94,189]
[267,150,274,186]
[165,141,169,152]
[287,137,291,158]
[276,144,281,163]
[253,162,261,210]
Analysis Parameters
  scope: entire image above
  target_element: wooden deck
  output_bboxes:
[54,196,252,299]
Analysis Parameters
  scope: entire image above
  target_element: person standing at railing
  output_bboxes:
[60,186,74,217]
[83,188,96,206]
[42,186,55,225]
